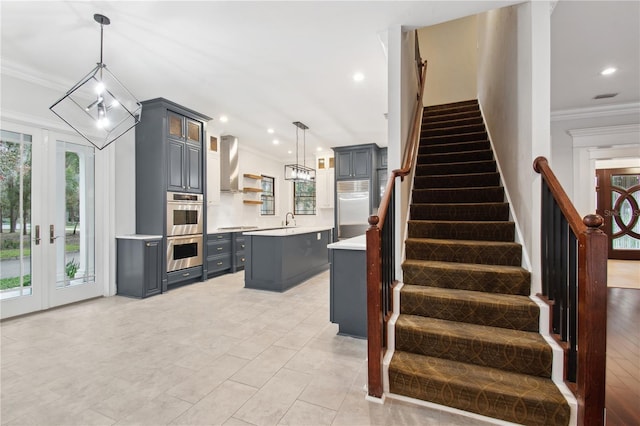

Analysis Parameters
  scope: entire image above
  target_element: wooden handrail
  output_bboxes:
[366,54,427,399]
[375,61,428,228]
[533,156,607,425]
[533,156,587,236]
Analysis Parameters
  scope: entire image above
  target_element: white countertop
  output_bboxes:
[327,234,366,250]
[243,226,333,237]
[116,234,163,240]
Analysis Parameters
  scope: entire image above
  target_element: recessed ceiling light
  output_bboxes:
[316,147,322,152]
[353,72,364,82]
[267,128,274,134]
[273,139,279,145]
[600,67,617,76]
[287,150,292,154]
[219,115,229,123]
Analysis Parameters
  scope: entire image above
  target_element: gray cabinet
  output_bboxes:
[117,236,162,298]
[329,246,367,338]
[207,233,232,277]
[233,234,246,272]
[167,110,203,193]
[335,147,372,180]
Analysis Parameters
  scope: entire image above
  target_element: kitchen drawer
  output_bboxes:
[208,254,231,275]
[208,232,231,242]
[167,266,202,286]
[235,237,246,253]
[208,239,231,256]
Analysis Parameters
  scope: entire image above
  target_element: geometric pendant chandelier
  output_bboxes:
[50,14,142,150]
[284,121,316,182]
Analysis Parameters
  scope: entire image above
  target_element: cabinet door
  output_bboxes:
[353,149,371,178]
[168,140,186,191]
[168,111,184,140]
[186,144,202,193]
[336,151,353,179]
[144,240,162,296]
[186,119,202,145]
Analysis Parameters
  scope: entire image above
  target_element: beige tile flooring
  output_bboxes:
[1,271,493,426]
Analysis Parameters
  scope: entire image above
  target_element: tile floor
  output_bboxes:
[1,271,494,426]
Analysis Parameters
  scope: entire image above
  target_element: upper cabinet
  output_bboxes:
[334,145,376,180]
[166,111,203,193]
[316,154,335,209]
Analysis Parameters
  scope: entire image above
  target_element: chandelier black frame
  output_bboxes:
[284,121,316,182]
[50,14,142,150]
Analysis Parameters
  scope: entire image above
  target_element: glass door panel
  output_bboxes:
[0,130,33,300]
[54,141,96,289]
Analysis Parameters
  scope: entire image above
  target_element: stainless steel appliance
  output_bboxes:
[336,180,370,239]
[167,234,203,272]
[166,191,203,236]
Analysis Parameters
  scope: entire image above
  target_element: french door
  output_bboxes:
[596,167,640,260]
[1,123,102,318]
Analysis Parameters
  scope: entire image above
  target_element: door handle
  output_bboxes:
[50,225,55,244]
[34,225,41,245]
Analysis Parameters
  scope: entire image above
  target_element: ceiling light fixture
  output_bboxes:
[219,115,229,123]
[353,72,365,82]
[600,67,617,76]
[50,14,142,150]
[273,139,279,145]
[284,121,315,182]
[267,128,274,134]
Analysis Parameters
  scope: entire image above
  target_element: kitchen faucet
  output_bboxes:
[285,212,295,227]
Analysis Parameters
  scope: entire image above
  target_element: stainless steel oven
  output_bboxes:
[166,192,203,236]
[167,234,203,272]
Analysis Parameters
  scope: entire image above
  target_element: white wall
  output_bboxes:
[206,145,333,231]
[417,15,478,106]
[477,1,551,294]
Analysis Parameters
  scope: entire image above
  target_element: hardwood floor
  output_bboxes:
[606,287,640,425]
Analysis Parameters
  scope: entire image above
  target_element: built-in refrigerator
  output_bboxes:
[336,180,370,239]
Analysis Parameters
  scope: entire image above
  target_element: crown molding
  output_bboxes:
[551,102,640,122]
[568,123,640,138]
[1,59,75,93]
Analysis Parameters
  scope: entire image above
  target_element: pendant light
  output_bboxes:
[50,14,142,150]
[284,121,316,182]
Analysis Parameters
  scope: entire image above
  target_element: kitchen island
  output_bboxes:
[244,226,333,292]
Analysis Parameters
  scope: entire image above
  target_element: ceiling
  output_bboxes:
[1,1,638,160]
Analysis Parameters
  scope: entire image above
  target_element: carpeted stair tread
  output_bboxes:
[412,186,505,203]
[400,285,539,331]
[422,123,487,137]
[417,149,493,164]
[425,104,479,117]
[425,99,478,111]
[402,259,531,295]
[407,220,515,241]
[415,160,496,176]
[418,140,490,155]
[421,131,488,145]
[424,109,482,123]
[395,315,551,377]
[410,202,509,221]
[405,238,522,266]
[414,172,500,189]
[423,116,483,130]
[389,351,570,426]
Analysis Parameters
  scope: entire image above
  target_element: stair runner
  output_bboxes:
[389,100,570,425]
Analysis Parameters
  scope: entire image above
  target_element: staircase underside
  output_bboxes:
[388,99,570,426]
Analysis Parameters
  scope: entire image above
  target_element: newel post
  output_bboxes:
[577,214,607,425]
[366,215,383,398]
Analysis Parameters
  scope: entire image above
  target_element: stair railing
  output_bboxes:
[533,156,607,425]
[366,53,427,398]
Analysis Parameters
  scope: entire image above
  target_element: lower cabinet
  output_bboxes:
[167,266,203,286]
[117,236,163,298]
[233,234,246,272]
[207,233,232,277]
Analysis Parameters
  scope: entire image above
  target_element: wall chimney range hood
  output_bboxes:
[220,135,239,192]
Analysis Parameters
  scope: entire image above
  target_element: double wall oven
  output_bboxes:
[166,192,204,272]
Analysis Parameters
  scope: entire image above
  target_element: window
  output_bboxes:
[294,181,316,215]
[261,175,275,215]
